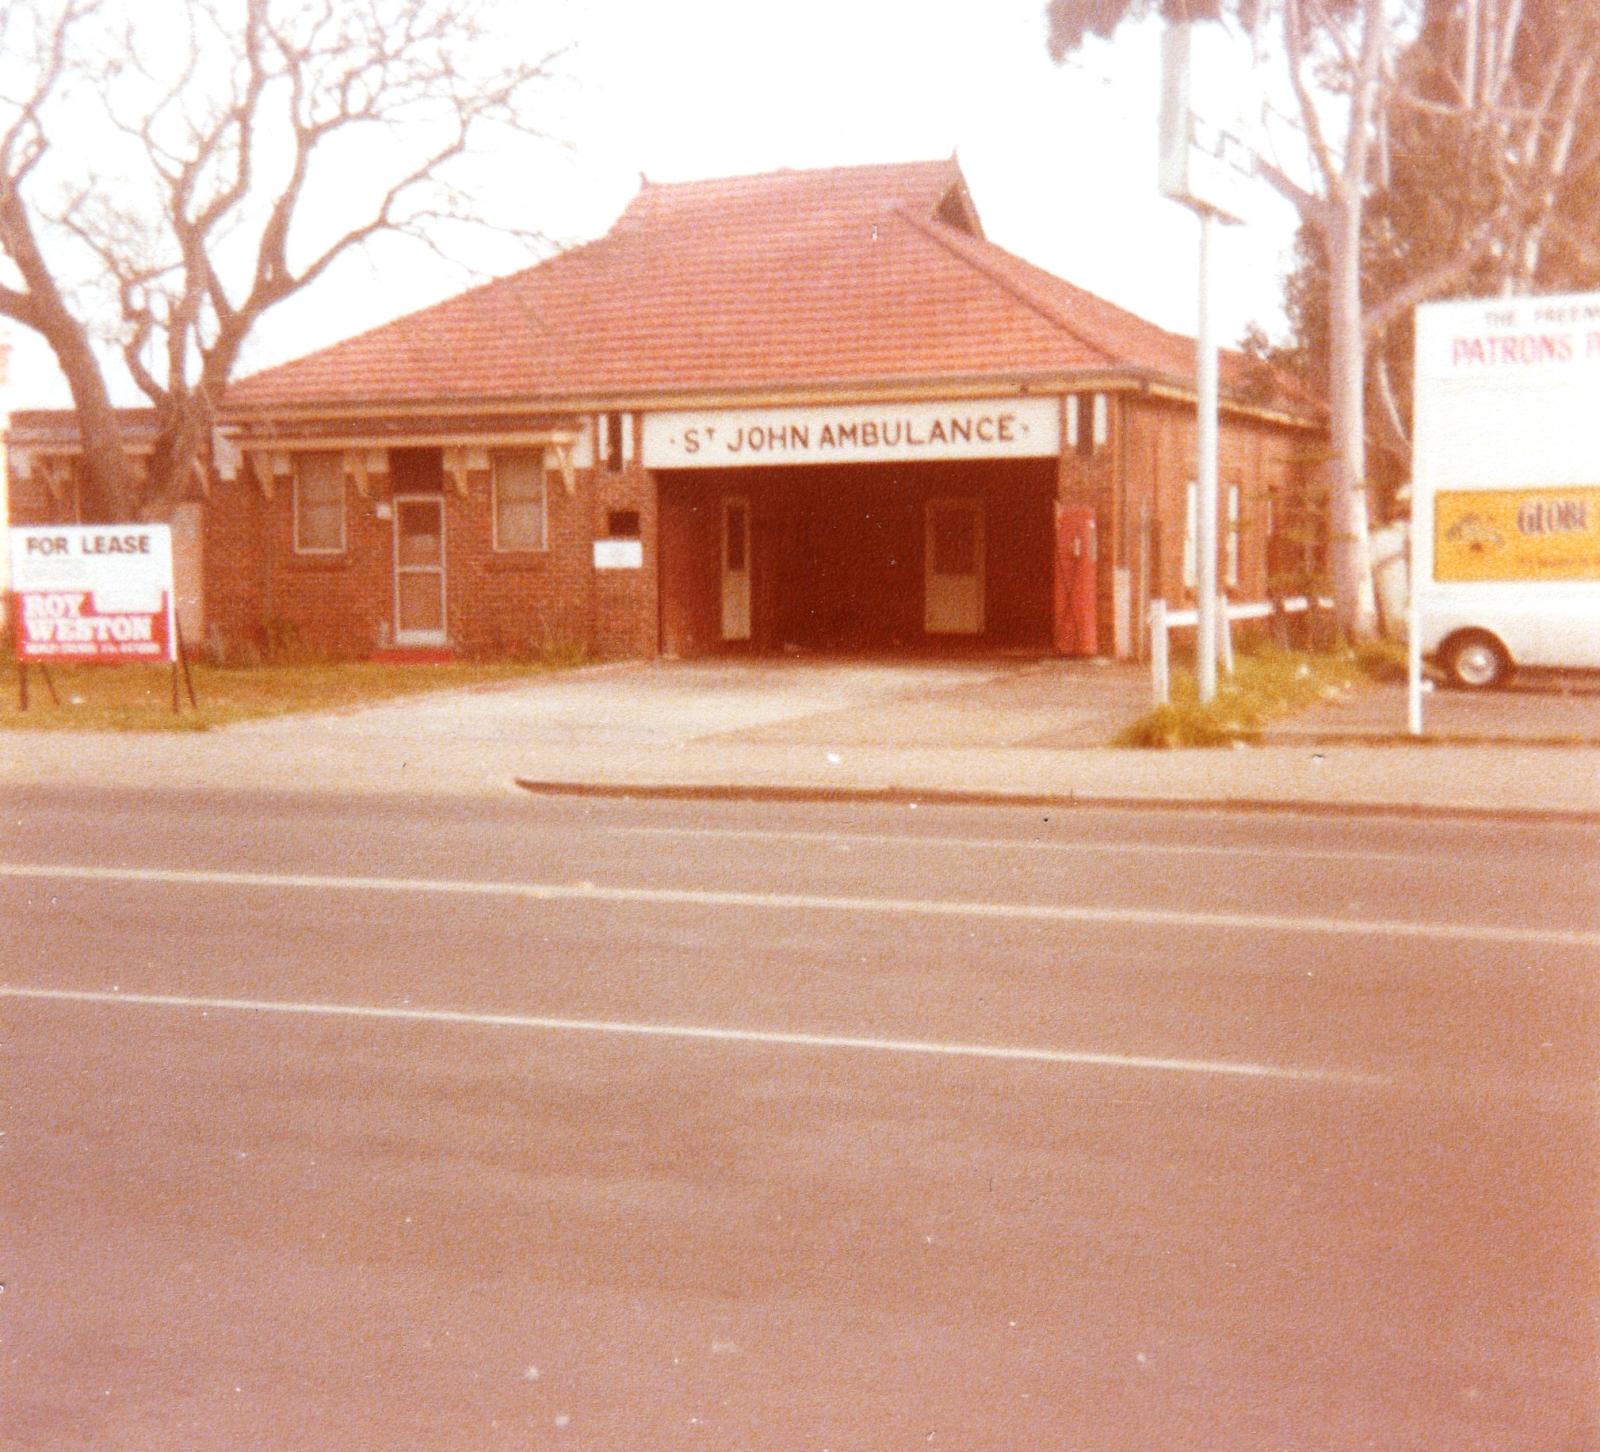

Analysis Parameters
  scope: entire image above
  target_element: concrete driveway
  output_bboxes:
[0,656,1156,802]
[225,655,1150,754]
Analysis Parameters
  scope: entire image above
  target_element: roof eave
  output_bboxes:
[223,364,1321,432]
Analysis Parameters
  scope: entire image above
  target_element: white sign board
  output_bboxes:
[593,538,643,570]
[1414,291,1600,490]
[642,397,1061,470]
[1158,21,1258,223]
[9,524,176,662]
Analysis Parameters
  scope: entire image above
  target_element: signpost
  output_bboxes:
[8,523,195,712]
[1158,19,1256,703]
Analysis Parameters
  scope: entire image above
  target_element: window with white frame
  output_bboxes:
[493,449,547,551]
[1225,483,1241,588]
[294,452,345,553]
[1182,480,1198,589]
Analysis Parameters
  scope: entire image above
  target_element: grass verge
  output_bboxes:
[1115,644,1386,748]
[0,660,578,732]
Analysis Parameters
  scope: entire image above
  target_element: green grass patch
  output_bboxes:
[1116,645,1373,749]
[0,659,578,732]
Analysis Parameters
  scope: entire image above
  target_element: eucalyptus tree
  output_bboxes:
[1046,0,1594,637]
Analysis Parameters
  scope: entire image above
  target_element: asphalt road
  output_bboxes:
[2,785,1597,1450]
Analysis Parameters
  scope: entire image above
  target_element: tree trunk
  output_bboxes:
[39,313,138,522]
[0,183,137,521]
[1324,202,1380,639]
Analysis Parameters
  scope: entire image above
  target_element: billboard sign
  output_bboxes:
[9,525,176,663]
[1434,486,1600,582]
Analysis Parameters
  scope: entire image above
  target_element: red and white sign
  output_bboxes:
[9,525,175,663]
[1415,291,1600,383]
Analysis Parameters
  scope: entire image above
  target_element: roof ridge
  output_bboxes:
[641,156,959,191]
[893,209,1116,366]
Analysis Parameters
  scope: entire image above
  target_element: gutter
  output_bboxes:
[221,369,1320,435]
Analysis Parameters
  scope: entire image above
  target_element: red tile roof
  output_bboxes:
[225,158,1305,415]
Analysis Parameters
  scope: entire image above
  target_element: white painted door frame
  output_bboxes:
[393,494,448,646]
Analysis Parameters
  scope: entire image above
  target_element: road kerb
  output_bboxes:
[512,776,1600,825]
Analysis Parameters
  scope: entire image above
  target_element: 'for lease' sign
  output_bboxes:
[9,525,175,662]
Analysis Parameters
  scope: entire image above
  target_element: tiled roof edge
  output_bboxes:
[893,208,1117,366]
[902,212,1319,417]
[224,231,620,403]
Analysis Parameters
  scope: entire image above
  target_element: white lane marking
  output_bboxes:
[3,860,1597,948]
[0,985,1380,1085]
[611,823,1442,865]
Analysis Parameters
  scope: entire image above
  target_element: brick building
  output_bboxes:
[6,158,1323,662]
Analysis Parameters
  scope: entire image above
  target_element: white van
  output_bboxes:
[1412,293,1600,690]
[1417,574,1600,688]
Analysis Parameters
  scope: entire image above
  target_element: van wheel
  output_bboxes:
[1442,631,1511,689]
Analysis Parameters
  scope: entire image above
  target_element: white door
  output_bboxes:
[924,498,985,635]
[721,494,752,642]
[394,495,447,645]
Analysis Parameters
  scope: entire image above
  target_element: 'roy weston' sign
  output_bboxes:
[8,525,176,663]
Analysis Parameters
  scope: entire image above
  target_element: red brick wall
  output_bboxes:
[200,469,268,658]
[253,462,392,659]
[6,463,71,529]
[444,465,589,658]
[590,461,659,658]
[196,450,663,662]
[1118,395,1324,655]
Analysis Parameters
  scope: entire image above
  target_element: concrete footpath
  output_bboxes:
[4,657,1599,819]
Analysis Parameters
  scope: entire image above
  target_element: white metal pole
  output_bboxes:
[1407,512,1423,735]
[1196,208,1220,703]
[1151,598,1170,705]
[1217,599,1235,676]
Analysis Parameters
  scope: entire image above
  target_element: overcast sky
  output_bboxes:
[4,0,1302,412]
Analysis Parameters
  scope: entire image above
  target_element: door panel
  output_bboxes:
[925,498,985,635]
[394,496,446,644]
[721,495,752,642]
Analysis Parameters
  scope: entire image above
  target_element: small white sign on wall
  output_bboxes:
[593,539,643,570]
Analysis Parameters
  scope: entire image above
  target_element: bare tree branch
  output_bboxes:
[0,0,568,518]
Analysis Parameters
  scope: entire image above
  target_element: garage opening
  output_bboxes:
[657,459,1055,656]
